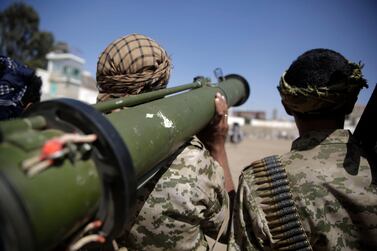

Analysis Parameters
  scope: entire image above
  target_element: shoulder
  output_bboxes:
[147,137,227,207]
[172,136,225,181]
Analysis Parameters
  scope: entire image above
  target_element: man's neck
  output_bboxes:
[294,116,345,136]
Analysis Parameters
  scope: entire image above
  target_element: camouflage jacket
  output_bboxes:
[119,136,229,251]
[228,129,377,251]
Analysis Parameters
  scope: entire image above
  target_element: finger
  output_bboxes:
[215,93,227,116]
[216,93,227,106]
[218,93,227,106]
[216,92,226,101]
[215,97,222,114]
[219,113,229,130]
[215,102,227,119]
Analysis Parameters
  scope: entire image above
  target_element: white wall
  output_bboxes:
[251,119,295,128]
[79,88,97,105]
[35,68,51,100]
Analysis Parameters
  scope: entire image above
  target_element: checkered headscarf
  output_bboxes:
[96,34,171,102]
[0,56,33,119]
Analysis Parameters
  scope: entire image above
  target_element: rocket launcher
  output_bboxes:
[0,74,249,251]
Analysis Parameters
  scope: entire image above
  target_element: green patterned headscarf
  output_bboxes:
[278,62,368,115]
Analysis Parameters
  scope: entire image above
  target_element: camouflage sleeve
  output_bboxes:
[228,166,269,251]
[125,137,229,251]
[281,152,377,250]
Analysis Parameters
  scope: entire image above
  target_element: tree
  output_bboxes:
[0,2,54,69]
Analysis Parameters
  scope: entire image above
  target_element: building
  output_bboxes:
[36,52,98,104]
[232,110,266,122]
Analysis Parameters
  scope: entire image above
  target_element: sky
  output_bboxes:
[1,0,376,119]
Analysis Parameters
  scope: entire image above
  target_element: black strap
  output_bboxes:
[353,84,377,185]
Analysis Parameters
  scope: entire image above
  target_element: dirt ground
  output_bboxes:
[209,136,292,250]
[226,137,292,187]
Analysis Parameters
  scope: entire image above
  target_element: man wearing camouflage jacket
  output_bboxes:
[228,49,377,250]
[96,34,234,251]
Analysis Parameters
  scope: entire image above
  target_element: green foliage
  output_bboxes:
[0,2,54,69]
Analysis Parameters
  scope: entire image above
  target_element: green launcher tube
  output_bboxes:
[0,74,249,251]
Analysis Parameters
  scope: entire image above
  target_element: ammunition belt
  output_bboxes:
[249,155,312,251]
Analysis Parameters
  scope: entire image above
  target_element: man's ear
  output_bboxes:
[281,100,293,116]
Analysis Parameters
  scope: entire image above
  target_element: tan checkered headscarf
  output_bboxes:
[96,34,171,102]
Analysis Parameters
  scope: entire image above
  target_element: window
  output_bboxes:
[63,65,69,75]
[50,81,57,96]
[72,68,80,77]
